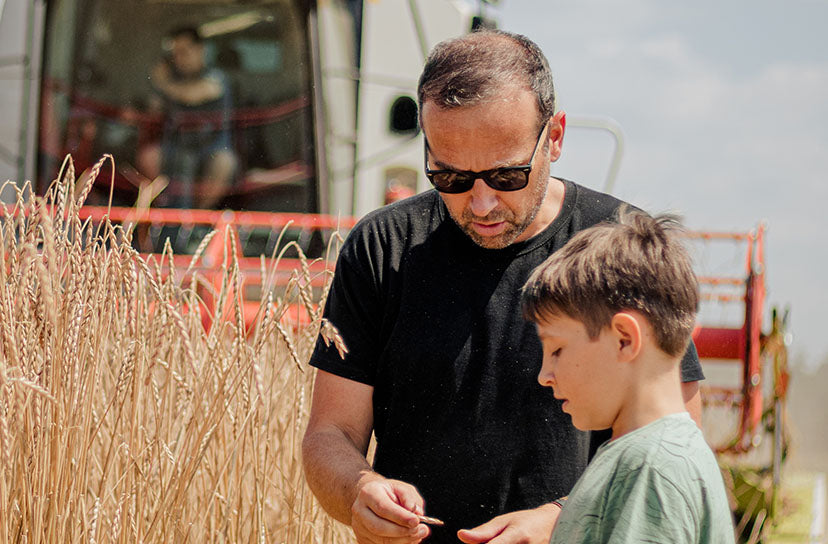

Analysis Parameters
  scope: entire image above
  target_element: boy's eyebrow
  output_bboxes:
[535,330,562,341]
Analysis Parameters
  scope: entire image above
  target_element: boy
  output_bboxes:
[521,207,734,543]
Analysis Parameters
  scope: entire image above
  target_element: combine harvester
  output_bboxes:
[0,0,807,541]
[0,0,500,321]
[687,226,795,542]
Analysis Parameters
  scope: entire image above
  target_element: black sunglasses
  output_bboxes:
[424,124,548,194]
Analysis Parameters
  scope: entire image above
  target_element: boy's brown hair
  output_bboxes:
[521,206,699,357]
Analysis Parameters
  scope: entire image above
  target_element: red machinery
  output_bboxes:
[687,226,789,457]
[687,226,791,541]
[76,206,357,330]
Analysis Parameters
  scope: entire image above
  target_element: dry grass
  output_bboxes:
[0,157,353,543]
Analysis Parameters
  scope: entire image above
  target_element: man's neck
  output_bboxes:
[517,177,566,243]
[539,177,566,227]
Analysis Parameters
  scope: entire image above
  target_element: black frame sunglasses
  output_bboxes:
[424,123,548,194]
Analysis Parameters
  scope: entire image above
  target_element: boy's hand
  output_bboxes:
[457,502,561,544]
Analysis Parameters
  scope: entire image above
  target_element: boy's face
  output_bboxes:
[536,314,626,431]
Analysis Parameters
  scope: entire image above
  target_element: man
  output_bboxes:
[302,30,704,544]
[149,26,236,209]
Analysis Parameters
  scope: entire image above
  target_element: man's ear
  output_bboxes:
[548,110,566,162]
[610,312,642,362]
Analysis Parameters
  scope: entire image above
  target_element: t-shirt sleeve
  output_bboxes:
[680,340,705,382]
[309,227,384,385]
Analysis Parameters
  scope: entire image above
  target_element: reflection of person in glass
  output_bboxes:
[150,26,236,209]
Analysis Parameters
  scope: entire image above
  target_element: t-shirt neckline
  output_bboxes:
[596,411,692,457]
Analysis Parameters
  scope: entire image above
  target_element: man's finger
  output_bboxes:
[457,519,507,543]
[390,483,426,518]
[353,502,416,535]
[352,481,423,534]
[352,512,429,543]
[364,493,420,528]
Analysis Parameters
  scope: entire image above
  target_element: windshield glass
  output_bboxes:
[38,0,317,212]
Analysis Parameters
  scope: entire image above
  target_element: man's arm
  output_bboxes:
[682,380,702,427]
[150,62,223,106]
[302,369,429,543]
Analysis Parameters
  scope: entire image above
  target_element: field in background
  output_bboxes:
[0,160,353,543]
[779,362,828,543]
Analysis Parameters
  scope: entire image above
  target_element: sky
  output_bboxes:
[497,0,828,370]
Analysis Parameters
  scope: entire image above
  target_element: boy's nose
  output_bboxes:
[468,179,499,217]
[537,367,556,387]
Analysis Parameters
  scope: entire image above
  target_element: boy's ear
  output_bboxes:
[610,312,642,362]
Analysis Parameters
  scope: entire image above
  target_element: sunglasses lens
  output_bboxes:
[430,172,474,193]
[428,169,529,193]
[488,169,529,191]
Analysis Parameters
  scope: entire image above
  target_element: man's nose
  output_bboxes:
[468,179,499,217]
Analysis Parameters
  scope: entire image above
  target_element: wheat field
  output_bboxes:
[0,158,353,543]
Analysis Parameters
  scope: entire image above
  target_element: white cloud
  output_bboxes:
[507,7,828,361]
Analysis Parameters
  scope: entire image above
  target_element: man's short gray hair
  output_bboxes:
[417,30,555,130]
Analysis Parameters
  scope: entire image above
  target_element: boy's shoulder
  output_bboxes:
[594,413,719,503]
[608,412,714,474]
[550,413,735,544]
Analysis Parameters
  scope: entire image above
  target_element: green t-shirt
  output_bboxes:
[549,412,734,544]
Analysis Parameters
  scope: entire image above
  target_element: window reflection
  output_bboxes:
[38,0,316,212]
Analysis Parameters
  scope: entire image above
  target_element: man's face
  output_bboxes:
[421,88,564,249]
[170,35,205,77]
[535,314,624,431]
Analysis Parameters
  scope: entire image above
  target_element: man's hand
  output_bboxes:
[148,59,222,106]
[303,371,431,543]
[457,502,561,544]
[350,476,430,544]
[150,61,171,87]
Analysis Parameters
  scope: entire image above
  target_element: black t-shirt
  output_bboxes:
[311,180,704,541]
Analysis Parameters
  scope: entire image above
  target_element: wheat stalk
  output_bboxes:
[0,156,354,543]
